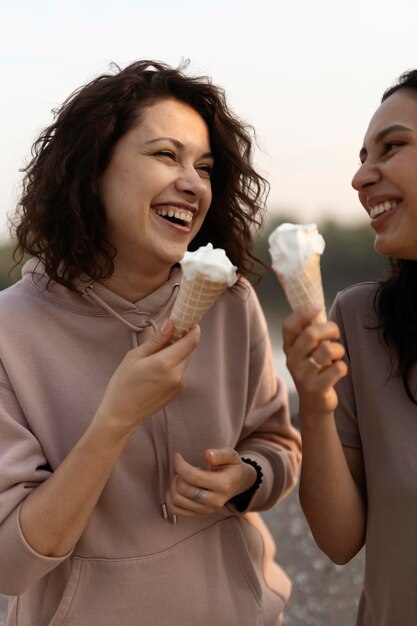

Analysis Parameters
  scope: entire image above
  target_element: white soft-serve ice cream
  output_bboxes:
[180,243,238,285]
[268,223,327,323]
[169,244,237,341]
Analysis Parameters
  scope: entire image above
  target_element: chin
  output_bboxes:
[374,240,417,261]
[374,236,397,258]
[159,251,186,267]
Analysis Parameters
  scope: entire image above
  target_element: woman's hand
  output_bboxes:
[282,305,348,417]
[20,321,200,559]
[168,448,257,517]
[94,320,200,437]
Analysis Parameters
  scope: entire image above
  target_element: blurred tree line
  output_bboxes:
[0,218,388,333]
[0,244,23,290]
[252,215,388,334]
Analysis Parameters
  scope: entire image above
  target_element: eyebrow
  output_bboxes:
[359,124,412,161]
[144,137,213,159]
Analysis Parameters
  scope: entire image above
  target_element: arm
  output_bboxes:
[168,283,301,517]
[283,306,366,564]
[0,321,199,593]
[233,287,302,511]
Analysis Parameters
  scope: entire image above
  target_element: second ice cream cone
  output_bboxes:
[277,254,327,324]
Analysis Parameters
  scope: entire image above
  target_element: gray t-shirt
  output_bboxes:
[331,282,417,626]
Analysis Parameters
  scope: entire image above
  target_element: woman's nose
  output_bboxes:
[351,160,380,191]
[175,167,208,198]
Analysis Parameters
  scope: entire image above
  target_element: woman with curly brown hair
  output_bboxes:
[0,60,301,625]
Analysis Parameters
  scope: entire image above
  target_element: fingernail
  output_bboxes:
[161,319,169,333]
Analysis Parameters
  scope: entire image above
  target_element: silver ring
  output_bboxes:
[191,487,206,503]
[309,355,322,370]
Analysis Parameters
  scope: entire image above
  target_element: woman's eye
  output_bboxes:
[383,141,404,155]
[196,164,213,178]
[155,150,175,160]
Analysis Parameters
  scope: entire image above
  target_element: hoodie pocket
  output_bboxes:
[47,517,271,626]
[48,558,82,626]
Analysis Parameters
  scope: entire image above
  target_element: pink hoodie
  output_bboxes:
[0,259,301,625]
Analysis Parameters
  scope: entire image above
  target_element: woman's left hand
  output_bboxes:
[167,448,257,517]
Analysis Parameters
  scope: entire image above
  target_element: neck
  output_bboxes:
[100,265,172,302]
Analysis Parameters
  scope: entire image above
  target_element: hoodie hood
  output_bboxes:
[22,257,182,321]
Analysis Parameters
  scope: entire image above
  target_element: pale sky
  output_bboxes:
[1,0,416,240]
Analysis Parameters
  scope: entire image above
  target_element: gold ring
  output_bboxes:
[309,355,322,370]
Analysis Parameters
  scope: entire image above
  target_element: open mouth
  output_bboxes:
[153,207,193,228]
[369,200,400,219]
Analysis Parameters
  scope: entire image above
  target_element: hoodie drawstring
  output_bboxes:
[84,283,180,523]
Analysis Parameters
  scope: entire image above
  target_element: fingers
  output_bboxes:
[292,340,348,414]
[169,452,229,514]
[285,323,344,381]
[134,321,200,362]
[308,338,346,370]
[289,337,347,386]
[167,457,217,517]
[168,474,217,516]
[169,450,252,518]
[283,306,342,367]
[164,324,201,362]
[305,357,348,386]
[134,319,174,358]
[283,312,340,354]
[282,307,348,416]
[96,324,201,433]
[204,448,240,469]
[173,452,213,489]
[282,305,324,349]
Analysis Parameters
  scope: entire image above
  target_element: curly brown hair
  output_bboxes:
[11,60,269,289]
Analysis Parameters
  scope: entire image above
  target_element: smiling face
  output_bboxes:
[98,99,213,283]
[351,89,417,260]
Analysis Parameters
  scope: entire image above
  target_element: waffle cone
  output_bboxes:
[277,254,327,323]
[169,273,228,342]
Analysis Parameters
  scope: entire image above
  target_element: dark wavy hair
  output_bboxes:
[374,69,417,403]
[11,60,269,288]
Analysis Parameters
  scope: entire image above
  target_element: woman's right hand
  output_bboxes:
[282,305,348,417]
[20,320,200,560]
[95,320,200,437]
[283,307,366,563]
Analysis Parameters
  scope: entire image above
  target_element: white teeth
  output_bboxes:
[153,207,193,224]
[370,200,399,219]
[174,211,192,223]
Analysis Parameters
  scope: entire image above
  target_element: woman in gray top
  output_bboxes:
[283,70,417,626]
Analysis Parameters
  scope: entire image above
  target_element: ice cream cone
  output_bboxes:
[169,273,228,342]
[276,254,327,324]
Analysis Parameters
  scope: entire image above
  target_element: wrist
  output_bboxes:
[298,408,336,432]
[89,411,136,448]
[242,461,257,492]
[228,458,263,512]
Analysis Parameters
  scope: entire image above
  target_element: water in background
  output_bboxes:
[274,347,295,393]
